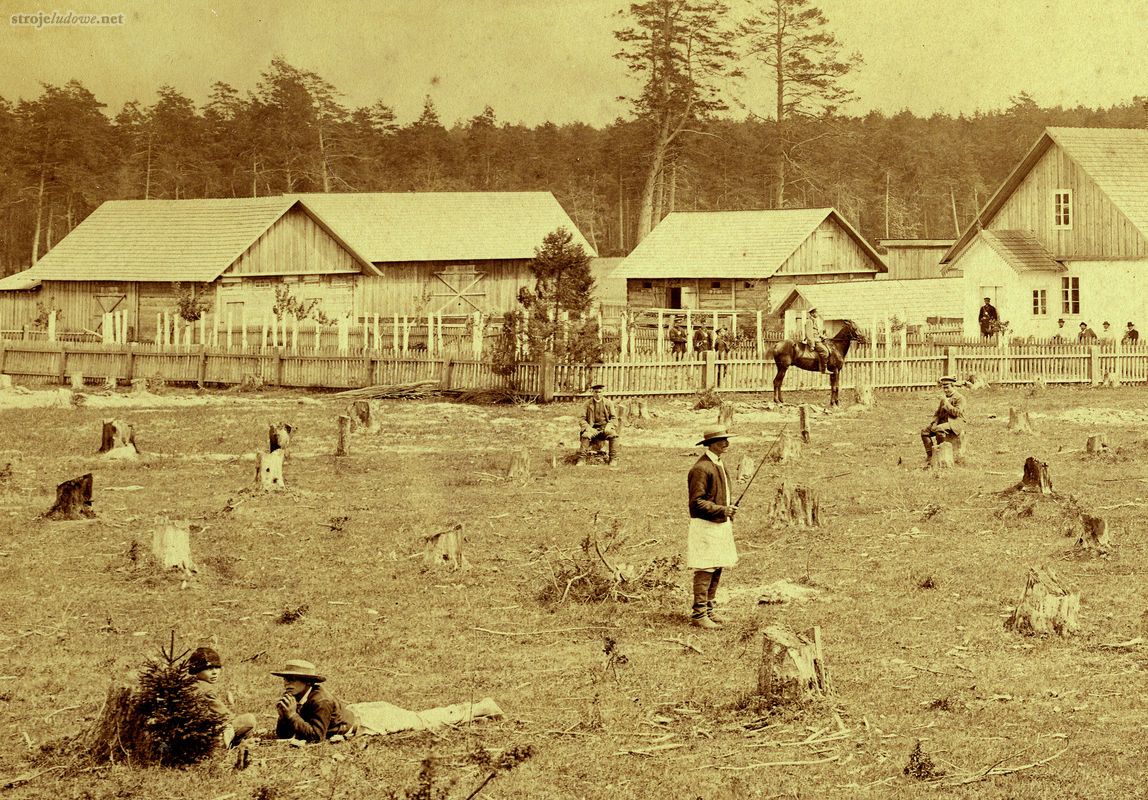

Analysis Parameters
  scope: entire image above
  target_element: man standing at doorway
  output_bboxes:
[978,297,999,337]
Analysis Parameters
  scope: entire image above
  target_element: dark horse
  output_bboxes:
[772,319,867,406]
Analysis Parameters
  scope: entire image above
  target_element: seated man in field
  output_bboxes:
[272,658,357,743]
[578,383,619,467]
[920,375,966,462]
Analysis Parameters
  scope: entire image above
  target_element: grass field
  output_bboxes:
[1,382,1147,799]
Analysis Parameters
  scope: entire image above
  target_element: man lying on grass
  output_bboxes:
[272,658,357,742]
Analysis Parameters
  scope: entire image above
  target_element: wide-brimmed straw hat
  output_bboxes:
[270,659,326,683]
[696,428,737,447]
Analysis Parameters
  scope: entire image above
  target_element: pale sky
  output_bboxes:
[1,0,1145,126]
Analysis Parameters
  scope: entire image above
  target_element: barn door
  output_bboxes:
[94,291,126,335]
[432,267,486,314]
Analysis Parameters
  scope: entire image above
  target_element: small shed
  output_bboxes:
[877,240,954,280]
[617,208,886,313]
[774,276,963,336]
[0,269,42,334]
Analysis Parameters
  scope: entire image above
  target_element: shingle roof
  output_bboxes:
[775,277,963,321]
[0,269,40,291]
[291,192,596,261]
[615,208,884,279]
[980,230,1064,273]
[1047,127,1148,239]
[27,197,305,282]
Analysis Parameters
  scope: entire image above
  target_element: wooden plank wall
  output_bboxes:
[356,259,532,317]
[228,206,365,276]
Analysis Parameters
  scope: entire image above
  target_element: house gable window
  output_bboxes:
[1032,288,1047,315]
[1053,190,1073,229]
[1061,276,1080,315]
[641,280,653,289]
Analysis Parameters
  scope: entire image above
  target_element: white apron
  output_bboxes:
[686,517,738,570]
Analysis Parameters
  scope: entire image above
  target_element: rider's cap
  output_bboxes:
[939,375,957,385]
[590,383,605,390]
[807,307,818,314]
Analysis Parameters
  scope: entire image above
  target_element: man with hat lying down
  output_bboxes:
[272,658,357,742]
[578,382,620,467]
[686,428,739,629]
[920,375,966,462]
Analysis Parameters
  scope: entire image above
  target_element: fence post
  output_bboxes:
[274,350,284,387]
[57,344,67,385]
[945,347,956,377]
[124,343,135,383]
[540,351,556,403]
[197,347,208,388]
[656,309,664,355]
[47,310,57,342]
[440,357,454,391]
[756,310,763,356]
[1090,345,1100,385]
[703,349,717,390]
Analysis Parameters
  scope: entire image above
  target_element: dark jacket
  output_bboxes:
[930,391,967,435]
[583,397,616,428]
[275,684,356,742]
[688,454,732,522]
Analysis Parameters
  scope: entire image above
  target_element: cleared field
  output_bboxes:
[1,384,1147,799]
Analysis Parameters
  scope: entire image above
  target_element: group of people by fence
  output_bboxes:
[666,316,739,358]
[979,297,1140,345]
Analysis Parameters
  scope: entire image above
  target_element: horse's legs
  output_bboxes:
[829,371,839,407]
[773,364,787,404]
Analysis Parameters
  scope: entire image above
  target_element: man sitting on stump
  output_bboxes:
[920,375,966,463]
[578,383,619,468]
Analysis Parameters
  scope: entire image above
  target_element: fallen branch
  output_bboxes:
[661,637,704,655]
[932,747,1067,787]
[43,704,80,721]
[903,661,975,678]
[692,755,839,771]
[1,766,66,789]
[473,625,618,637]
[613,742,686,756]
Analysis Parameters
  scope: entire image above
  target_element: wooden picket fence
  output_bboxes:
[1,339,1145,398]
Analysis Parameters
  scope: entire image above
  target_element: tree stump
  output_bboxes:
[84,683,145,764]
[928,441,954,470]
[131,378,148,395]
[152,519,196,573]
[335,415,351,457]
[102,375,117,392]
[1071,513,1111,554]
[423,523,464,570]
[1100,371,1120,388]
[1018,457,1053,494]
[1028,376,1047,396]
[1004,566,1079,636]
[964,373,988,390]
[1086,434,1109,455]
[0,375,12,391]
[636,398,650,419]
[350,400,380,434]
[1007,407,1035,434]
[771,431,801,464]
[756,625,830,707]
[268,421,294,453]
[507,448,530,480]
[255,449,286,491]
[70,372,85,391]
[98,419,139,459]
[852,381,874,408]
[766,482,820,527]
[615,402,629,429]
[46,473,95,519]
[736,455,756,484]
[798,405,811,443]
[717,402,735,429]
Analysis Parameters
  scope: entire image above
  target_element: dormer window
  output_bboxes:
[1053,190,1072,229]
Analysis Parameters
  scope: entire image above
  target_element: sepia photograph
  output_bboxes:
[1,0,1147,795]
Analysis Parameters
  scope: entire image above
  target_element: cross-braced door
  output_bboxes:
[431,267,486,314]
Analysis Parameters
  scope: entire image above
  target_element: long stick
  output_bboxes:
[734,426,787,507]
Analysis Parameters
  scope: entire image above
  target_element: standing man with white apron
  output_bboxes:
[686,428,739,629]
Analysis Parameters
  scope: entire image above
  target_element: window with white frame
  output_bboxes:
[1053,190,1072,229]
[1032,288,1047,315]
[1061,276,1080,315]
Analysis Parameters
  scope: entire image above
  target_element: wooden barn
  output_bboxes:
[877,239,953,280]
[941,127,1148,338]
[617,208,886,313]
[16,196,377,340]
[293,192,595,318]
[0,269,41,334]
[12,191,594,339]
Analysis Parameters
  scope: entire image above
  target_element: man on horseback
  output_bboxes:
[803,308,829,373]
[920,375,966,462]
